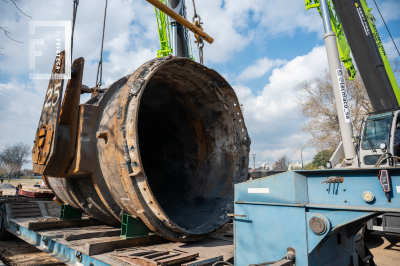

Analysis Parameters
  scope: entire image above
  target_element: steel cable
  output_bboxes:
[373,0,400,57]
[96,0,108,88]
[71,0,79,62]
[191,0,197,19]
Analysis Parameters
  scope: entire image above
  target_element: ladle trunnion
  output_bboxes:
[32,54,250,242]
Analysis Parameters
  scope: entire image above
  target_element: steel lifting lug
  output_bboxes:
[42,236,48,246]
[74,251,83,262]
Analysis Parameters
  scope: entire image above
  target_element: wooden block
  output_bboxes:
[85,235,166,256]
[11,204,39,209]
[64,228,121,241]
[28,218,103,231]
[11,208,41,213]
[12,212,43,218]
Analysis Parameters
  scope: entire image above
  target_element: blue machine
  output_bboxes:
[234,168,400,266]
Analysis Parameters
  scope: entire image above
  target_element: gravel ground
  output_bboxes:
[0,179,43,196]
[0,238,65,266]
[365,231,400,265]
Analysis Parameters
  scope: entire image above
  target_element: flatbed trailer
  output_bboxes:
[1,200,233,266]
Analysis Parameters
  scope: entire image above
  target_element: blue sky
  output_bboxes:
[0,0,399,168]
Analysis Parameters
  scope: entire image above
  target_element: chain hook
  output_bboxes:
[192,0,203,65]
[192,14,201,24]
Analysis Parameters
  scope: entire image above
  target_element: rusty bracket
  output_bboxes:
[32,52,86,176]
[32,51,65,174]
[33,124,54,165]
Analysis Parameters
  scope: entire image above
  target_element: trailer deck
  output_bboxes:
[6,215,233,266]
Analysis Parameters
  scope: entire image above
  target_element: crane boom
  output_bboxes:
[306,0,357,81]
[155,0,172,57]
[359,0,400,106]
[307,0,400,112]
[331,0,399,111]
[154,0,194,59]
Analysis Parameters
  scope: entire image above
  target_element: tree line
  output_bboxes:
[295,58,400,168]
[0,143,31,181]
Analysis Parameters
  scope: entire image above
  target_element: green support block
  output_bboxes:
[60,204,82,221]
[120,214,150,239]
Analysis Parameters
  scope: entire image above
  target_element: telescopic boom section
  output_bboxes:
[331,0,399,111]
[320,0,357,165]
[146,0,214,44]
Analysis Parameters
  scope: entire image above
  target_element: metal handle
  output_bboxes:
[145,0,214,44]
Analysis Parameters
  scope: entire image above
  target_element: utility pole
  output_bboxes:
[252,154,256,170]
[301,148,304,170]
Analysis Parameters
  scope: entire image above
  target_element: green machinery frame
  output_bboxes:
[155,0,172,57]
[154,0,194,59]
[305,0,357,80]
[306,0,399,102]
[305,0,399,95]
[358,0,400,103]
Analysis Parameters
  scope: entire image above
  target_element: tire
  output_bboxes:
[0,205,12,241]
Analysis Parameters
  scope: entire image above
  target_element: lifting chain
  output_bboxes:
[192,0,204,64]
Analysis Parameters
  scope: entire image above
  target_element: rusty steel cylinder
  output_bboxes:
[44,56,250,241]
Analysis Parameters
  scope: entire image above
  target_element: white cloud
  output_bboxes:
[370,0,400,28]
[183,0,322,63]
[0,78,45,149]
[382,37,400,59]
[236,58,286,81]
[234,46,329,165]
[2,0,394,168]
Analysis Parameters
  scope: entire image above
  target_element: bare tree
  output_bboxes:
[1,0,31,55]
[0,143,31,181]
[296,67,373,151]
[297,59,400,151]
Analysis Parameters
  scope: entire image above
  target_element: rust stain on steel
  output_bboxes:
[33,124,54,165]
[33,56,250,241]
[47,58,85,175]
[114,248,199,266]
[32,51,65,174]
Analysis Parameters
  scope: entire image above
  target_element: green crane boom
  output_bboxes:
[305,0,399,100]
[155,0,172,57]
[305,0,357,81]
[154,0,194,59]
[359,0,400,103]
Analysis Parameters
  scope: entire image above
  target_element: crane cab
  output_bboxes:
[358,108,400,168]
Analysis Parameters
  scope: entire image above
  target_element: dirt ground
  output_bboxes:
[0,231,398,265]
[0,179,43,196]
[0,238,65,266]
[365,231,400,265]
